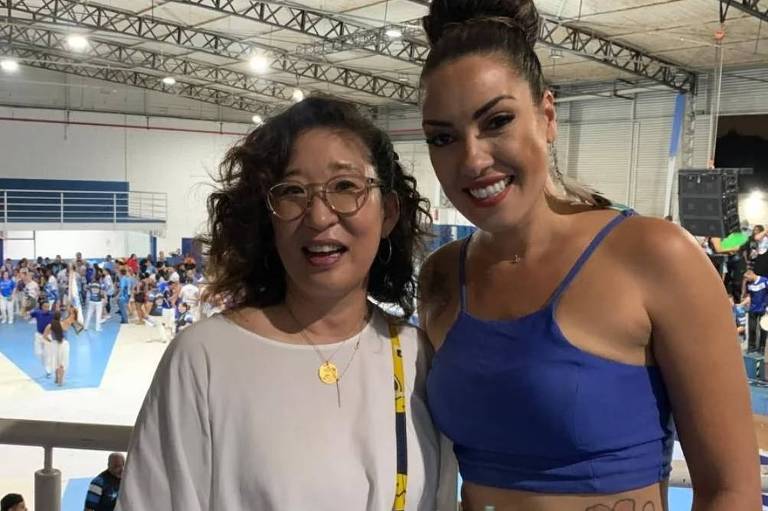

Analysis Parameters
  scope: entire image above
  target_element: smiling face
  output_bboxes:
[271,128,399,302]
[422,54,557,232]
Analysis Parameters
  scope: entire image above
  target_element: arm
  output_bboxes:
[116,333,212,510]
[84,476,103,511]
[417,242,460,350]
[639,221,761,510]
[709,237,738,255]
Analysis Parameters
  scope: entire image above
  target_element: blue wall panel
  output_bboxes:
[0,179,131,223]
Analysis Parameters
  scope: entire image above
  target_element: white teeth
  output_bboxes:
[306,244,343,254]
[469,178,511,200]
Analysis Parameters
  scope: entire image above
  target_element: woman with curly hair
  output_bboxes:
[118,96,456,511]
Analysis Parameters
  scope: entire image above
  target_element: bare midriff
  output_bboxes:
[461,480,667,511]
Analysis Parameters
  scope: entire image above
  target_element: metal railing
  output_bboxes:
[0,418,131,511]
[0,188,167,226]
[1,417,766,511]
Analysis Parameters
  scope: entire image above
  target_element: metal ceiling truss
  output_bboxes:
[294,23,428,64]
[295,12,696,93]
[168,0,363,39]
[4,0,419,104]
[3,45,273,115]
[2,24,300,104]
[539,18,697,93]
[167,0,428,66]
[719,0,768,23]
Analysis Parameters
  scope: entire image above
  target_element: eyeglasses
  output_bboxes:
[267,174,382,221]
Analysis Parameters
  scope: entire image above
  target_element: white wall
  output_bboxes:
[0,107,250,258]
[2,231,150,260]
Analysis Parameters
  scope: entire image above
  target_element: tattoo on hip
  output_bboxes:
[585,499,655,511]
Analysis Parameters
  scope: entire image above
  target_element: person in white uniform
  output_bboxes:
[178,277,201,321]
[117,96,457,511]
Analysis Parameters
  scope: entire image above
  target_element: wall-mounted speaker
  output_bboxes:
[678,169,740,237]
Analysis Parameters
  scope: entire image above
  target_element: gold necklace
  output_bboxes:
[285,303,369,407]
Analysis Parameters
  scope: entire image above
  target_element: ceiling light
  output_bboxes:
[0,59,19,72]
[385,28,403,39]
[67,34,89,51]
[252,114,263,125]
[292,88,305,103]
[162,76,176,86]
[549,48,564,60]
[249,55,270,74]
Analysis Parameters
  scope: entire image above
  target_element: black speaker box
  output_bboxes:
[678,169,740,237]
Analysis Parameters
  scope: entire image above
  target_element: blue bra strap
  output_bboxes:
[548,209,635,305]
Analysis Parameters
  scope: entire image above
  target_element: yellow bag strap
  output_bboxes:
[389,323,408,511]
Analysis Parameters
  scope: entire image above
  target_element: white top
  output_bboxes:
[117,308,457,511]
[25,280,40,299]
[179,283,200,307]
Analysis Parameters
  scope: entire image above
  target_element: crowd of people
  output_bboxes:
[702,225,768,354]
[0,250,215,385]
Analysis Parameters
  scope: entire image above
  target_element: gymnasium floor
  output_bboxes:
[0,315,167,510]
[0,315,760,510]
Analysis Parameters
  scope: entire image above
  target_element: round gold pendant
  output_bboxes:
[318,362,339,384]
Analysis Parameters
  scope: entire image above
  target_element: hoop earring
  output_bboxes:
[377,238,392,265]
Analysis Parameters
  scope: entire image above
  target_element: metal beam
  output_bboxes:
[1,46,273,115]
[167,0,428,67]
[295,12,696,93]
[1,23,299,105]
[168,0,363,40]
[539,17,697,92]
[719,0,768,23]
[295,22,428,65]
[4,0,419,104]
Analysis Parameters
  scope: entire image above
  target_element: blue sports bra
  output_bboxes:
[426,210,674,494]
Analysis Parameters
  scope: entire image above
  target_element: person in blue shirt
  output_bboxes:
[84,453,123,511]
[0,271,16,324]
[85,263,95,285]
[117,269,132,324]
[103,255,115,274]
[84,275,106,332]
[741,270,768,353]
[29,301,55,377]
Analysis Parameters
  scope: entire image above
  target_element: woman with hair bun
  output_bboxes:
[418,1,760,510]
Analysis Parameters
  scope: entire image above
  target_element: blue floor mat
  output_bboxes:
[62,477,91,511]
[0,315,120,390]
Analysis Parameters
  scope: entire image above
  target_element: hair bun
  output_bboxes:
[423,0,540,49]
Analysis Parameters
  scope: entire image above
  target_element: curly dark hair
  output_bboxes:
[198,95,433,319]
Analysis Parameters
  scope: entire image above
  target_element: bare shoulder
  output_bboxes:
[418,238,464,307]
[609,215,706,277]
